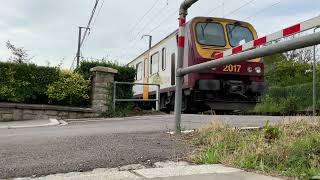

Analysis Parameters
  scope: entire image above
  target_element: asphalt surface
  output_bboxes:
[0,114,288,179]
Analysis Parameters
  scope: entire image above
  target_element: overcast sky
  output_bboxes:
[0,0,319,68]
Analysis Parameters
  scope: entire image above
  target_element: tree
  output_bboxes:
[6,41,31,63]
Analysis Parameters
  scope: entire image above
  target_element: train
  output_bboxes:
[127,17,265,113]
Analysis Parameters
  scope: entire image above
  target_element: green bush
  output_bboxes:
[0,62,60,104]
[47,70,90,106]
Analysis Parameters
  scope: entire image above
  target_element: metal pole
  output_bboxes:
[156,85,160,111]
[76,27,90,68]
[174,0,199,134]
[141,35,152,50]
[177,31,320,76]
[149,36,152,50]
[313,27,319,116]
[113,82,117,111]
[76,27,82,68]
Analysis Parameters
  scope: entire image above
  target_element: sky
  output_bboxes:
[0,0,319,69]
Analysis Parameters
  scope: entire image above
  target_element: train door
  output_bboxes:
[143,55,149,100]
[171,53,176,86]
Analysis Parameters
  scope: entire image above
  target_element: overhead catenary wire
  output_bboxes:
[129,3,169,47]
[130,2,169,42]
[205,3,224,16]
[244,1,281,20]
[128,0,162,34]
[224,0,256,17]
[81,0,105,50]
[80,0,100,48]
[149,9,178,34]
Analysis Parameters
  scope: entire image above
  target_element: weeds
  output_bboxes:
[192,118,320,179]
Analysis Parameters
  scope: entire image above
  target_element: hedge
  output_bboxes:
[75,60,135,82]
[0,62,60,104]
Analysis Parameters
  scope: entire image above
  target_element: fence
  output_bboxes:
[113,82,160,111]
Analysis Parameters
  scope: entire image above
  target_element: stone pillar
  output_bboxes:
[90,66,118,112]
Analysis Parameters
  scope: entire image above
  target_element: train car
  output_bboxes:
[127,17,265,112]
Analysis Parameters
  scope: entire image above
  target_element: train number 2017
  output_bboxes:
[223,65,241,73]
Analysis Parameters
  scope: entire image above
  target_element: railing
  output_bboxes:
[113,82,161,111]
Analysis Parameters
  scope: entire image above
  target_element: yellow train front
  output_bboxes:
[181,17,265,112]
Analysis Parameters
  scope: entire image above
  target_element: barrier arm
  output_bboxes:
[174,12,320,133]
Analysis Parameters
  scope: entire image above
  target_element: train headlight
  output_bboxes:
[247,66,253,73]
[255,67,262,74]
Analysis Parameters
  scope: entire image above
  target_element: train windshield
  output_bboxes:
[196,22,226,46]
[227,24,253,47]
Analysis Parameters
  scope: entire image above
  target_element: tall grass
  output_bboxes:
[192,118,320,179]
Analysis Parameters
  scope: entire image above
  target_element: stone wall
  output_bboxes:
[0,66,118,122]
[0,103,98,122]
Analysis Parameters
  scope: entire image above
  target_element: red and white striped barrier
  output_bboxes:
[178,17,186,48]
[214,16,320,60]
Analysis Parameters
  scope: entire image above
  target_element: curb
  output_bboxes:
[14,162,283,180]
[0,118,61,129]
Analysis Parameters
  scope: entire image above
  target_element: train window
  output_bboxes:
[227,24,253,47]
[162,48,166,71]
[136,62,143,80]
[150,52,159,75]
[195,22,226,46]
[171,53,175,86]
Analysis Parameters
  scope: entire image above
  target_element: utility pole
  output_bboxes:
[76,26,90,68]
[141,35,152,49]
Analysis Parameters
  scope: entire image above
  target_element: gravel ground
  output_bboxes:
[0,132,192,179]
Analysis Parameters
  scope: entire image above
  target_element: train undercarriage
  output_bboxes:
[139,78,265,113]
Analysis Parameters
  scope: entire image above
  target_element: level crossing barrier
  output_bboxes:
[174,0,320,133]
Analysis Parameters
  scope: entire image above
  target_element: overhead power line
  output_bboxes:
[128,0,162,34]
[91,0,105,33]
[130,3,168,45]
[80,0,100,47]
[149,9,178,34]
[225,0,256,17]
[244,1,281,20]
[205,3,224,16]
[81,0,105,50]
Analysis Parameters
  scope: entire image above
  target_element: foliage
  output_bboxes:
[254,83,320,113]
[47,71,90,106]
[263,54,312,87]
[0,62,59,104]
[75,59,136,82]
[192,119,320,179]
[6,41,32,63]
[255,53,317,113]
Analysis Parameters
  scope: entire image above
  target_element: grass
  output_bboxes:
[191,118,320,179]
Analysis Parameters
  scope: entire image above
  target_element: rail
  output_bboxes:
[113,82,160,111]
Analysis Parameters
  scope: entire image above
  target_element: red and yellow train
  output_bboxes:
[128,17,265,112]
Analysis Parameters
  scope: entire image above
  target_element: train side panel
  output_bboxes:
[128,33,178,97]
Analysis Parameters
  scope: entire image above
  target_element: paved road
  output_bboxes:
[0,115,288,179]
